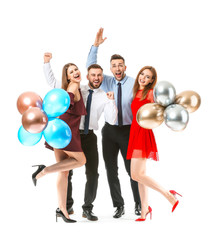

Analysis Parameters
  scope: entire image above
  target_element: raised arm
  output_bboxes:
[86,28,107,68]
[86,28,114,93]
[43,52,61,88]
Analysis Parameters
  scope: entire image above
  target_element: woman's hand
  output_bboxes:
[106,91,114,100]
[44,52,52,63]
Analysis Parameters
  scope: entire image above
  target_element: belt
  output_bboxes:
[105,122,131,128]
[79,129,93,135]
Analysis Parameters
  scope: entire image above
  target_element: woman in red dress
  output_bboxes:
[32,63,87,223]
[127,66,182,221]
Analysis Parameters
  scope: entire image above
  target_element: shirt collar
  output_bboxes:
[85,84,100,93]
[114,75,128,85]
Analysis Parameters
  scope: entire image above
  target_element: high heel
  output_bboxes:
[135,206,152,221]
[169,190,182,212]
[32,165,46,186]
[56,209,76,223]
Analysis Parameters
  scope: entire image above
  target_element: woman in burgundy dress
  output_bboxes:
[127,66,182,221]
[32,63,87,223]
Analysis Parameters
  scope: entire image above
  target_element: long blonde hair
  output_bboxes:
[133,66,157,100]
[61,63,78,90]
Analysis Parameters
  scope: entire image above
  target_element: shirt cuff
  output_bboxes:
[91,45,99,52]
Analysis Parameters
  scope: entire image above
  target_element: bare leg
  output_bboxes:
[57,171,70,218]
[54,150,70,219]
[138,183,149,218]
[131,158,177,214]
[36,149,86,179]
[35,149,86,219]
[137,159,149,218]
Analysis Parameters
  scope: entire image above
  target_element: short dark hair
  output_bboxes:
[110,54,125,63]
[87,64,103,72]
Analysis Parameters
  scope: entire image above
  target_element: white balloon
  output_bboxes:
[164,104,189,131]
[153,81,176,107]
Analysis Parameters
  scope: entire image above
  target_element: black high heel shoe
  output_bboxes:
[32,165,46,186]
[56,209,76,223]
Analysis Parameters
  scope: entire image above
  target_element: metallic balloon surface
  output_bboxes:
[43,118,72,149]
[136,103,164,129]
[175,90,201,113]
[153,81,176,107]
[18,126,43,146]
[17,92,42,114]
[164,104,189,131]
[22,107,48,133]
[42,89,70,118]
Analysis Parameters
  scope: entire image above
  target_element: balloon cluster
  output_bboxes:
[136,81,201,131]
[17,89,72,148]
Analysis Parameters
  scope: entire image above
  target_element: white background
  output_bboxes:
[1,0,211,239]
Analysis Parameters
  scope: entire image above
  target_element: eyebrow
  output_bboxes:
[141,72,151,77]
[112,63,123,66]
[70,68,78,71]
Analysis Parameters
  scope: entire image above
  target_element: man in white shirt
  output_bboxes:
[43,53,117,221]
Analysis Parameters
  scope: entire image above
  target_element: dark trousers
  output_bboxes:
[67,131,99,211]
[101,122,140,207]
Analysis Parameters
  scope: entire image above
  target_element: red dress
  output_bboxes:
[45,89,87,152]
[127,89,159,161]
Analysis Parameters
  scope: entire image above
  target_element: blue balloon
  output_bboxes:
[43,118,72,149]
[42,89,70,118]
[18,126,42,146]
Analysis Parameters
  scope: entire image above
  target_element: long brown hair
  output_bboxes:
[61,63,78,90]
[133,66,157,100]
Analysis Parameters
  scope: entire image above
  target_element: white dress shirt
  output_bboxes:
[43,63,118,130]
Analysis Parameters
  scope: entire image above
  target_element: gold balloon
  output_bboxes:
[136,103,165,129]
[22,107,48,133]
[175,91,201,113]
[17,91,43,114]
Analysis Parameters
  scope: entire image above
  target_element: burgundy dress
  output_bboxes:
[45,89,87,152]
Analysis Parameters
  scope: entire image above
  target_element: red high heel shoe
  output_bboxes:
[169,190,182,212]
[135,206,152,221]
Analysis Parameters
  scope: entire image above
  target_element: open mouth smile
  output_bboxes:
[115,72,122,77]
[74,74,80,80]
[93,80,100,84]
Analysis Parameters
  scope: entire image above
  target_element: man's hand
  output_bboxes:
[44,52,52,63]
[106,91,114,100]
[94,28,107,47]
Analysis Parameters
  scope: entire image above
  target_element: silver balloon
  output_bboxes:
[153,81,176,107]
[164,104,189,131]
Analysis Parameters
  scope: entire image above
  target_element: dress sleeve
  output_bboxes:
[147,89,154,103]
[67,92,75,109]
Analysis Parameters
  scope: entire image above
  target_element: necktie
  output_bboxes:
[118,83,123,126]
[84,89,93,134]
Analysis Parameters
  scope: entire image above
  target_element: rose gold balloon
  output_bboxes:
[175,91,201,113]
[136,103,165,129]
[17,92,43,114]
[22,107,48,133]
